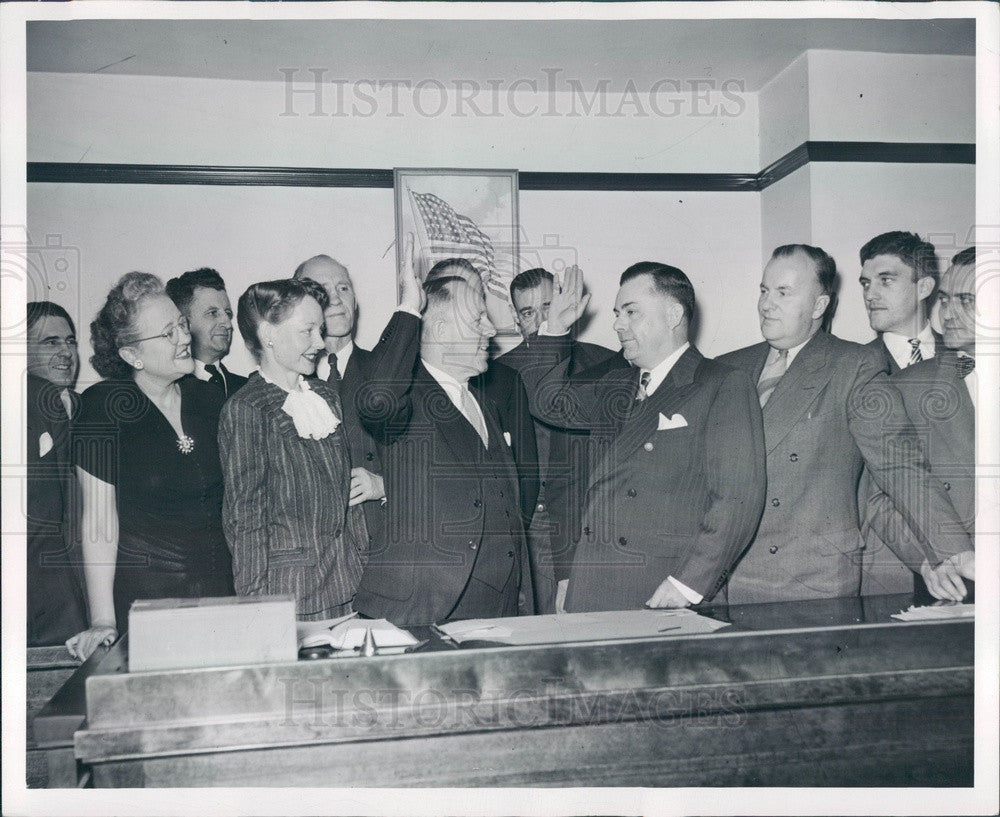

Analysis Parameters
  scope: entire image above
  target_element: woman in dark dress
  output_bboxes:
[66,272,234,662]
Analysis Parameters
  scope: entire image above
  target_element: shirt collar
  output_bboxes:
[882,325,936,368]
[193,358,211,381]
[421,358,470,400]
[772,336,811,369]
[640,342,689,397]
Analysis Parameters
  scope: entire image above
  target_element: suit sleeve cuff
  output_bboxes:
[667,575,703,605]
[396,306,422,319]
[538,320,570,337]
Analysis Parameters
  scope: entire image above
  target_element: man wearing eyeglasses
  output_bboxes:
[166,268,247,399]
[495,268,624,612]
[25,301,88,646]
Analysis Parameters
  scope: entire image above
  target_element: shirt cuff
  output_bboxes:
[397,306,422,318]
[667,575,703,605]
[537,320,569,337]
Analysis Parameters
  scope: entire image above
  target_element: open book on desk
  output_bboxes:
[297,613,421,655]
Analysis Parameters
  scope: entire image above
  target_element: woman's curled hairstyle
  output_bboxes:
[237,277,329,361]
[90,272,164,380]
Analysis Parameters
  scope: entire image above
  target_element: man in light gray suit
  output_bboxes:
[718,244,972,604]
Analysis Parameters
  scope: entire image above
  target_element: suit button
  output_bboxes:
[626,488,637,498]
[536,503,545,512]
[583,526,592,536]
[499,491,505,498]
[335,528,343,538]
[507,551,515,558]
[470,541,478,550]
[769,545,778,554]
[943,482,951,491]
[789,453,798,462]
[771,498,780,507]
[618,536,627,547]
[366,452,375,461]
[643,442,654,452]
[473,499,482,508]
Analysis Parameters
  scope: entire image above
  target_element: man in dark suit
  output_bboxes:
[25,301,87,645]
[495,267,623,612]
[529,263,767,613]
[166,268,248,398]
[718,244,972,604]
[864,247,977,601]
[355,248,532,625]
[857,231,944,593]
[293,255,387,544]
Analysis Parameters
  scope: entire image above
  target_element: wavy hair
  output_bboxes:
[90,272,164,379]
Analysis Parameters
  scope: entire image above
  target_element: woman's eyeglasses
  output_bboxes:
[129,318,190,346]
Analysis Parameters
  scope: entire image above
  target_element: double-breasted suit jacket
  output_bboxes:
[864,351,975,569]
[219,373,368,619]
[718,331,971,604]
[353,312,532,626]
[531,344,767,612]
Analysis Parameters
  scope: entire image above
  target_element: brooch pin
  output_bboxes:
[176,435,195,454]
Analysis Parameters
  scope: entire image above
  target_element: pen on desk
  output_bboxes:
[657,625,682,633]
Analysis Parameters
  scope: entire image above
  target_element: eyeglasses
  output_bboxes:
[129,318,190,346]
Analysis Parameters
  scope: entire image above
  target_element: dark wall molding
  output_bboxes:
[27,141,975,193]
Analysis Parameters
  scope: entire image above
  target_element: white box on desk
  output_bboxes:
[128,594,298,672]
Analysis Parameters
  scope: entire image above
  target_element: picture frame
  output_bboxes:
[394,167,520,337]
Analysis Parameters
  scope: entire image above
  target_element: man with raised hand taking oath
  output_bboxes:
[531,263,766,613]
[354,237,533,625]
[718,244,973,604]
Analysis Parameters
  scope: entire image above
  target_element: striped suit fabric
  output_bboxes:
[219,372,368,619]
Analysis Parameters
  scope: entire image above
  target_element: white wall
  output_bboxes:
[757,53,809,167]
[27,183,762,386]
[27,72,760,173]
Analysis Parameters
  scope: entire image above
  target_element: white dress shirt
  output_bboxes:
[315,340,354,381]
[421,359,489,446]
[882,324,936,370]
[638,342,690,397]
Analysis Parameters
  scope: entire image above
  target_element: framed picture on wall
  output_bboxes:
[394,168,520,337]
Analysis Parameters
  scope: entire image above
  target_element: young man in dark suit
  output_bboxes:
[529,264,767,613]
[495,267,624,612]
[717,244,972,604]
[25,301,88,646]
[166,268,247,398]
[857,232,945,593]
[864,247,977,602]
[354,245,532,625]
[293,254,388,545]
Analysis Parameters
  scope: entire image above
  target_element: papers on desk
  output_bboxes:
[891,603,975,622]
[437,608,730,646]
[297,614,420,655]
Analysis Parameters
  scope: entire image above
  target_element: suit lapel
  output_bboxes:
[761,332,831,454]
[933,354,975,463]
[417,365,484,460]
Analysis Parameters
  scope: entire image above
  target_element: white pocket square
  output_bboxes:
[503,431,512,447]
[38,431,54,457]
[657,412,688,431]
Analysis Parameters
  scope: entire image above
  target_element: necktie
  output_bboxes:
[757,348,788,407]
[956,354,975,379]
[460,386,489,447]
[58,388,73,421]
[204,363,227,396]
[907,338,923,367]
[326,352,341,389]
[635,370,652,402]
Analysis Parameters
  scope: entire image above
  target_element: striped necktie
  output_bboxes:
[907,338,923,367]
[635,370,652,402]
[757,348,788,407]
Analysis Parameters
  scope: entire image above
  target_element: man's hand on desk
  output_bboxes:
[646,579,692,609]
[349,467,385,505]
[920,553,973,602]
[66,624,118,663]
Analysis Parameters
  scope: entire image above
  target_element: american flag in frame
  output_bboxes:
[394,168,520,339]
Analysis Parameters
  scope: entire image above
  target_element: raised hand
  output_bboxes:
[398,232,426,314]
[547,264,591,335]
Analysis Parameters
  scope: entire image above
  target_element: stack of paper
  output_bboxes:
[297,613,420,655]
[438,609,730,646]
[891,604,975,621]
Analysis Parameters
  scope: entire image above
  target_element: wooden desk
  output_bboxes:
[26,646,80,788]
[38,594,973,787]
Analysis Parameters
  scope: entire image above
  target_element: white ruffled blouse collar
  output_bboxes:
[259,369,340,440]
